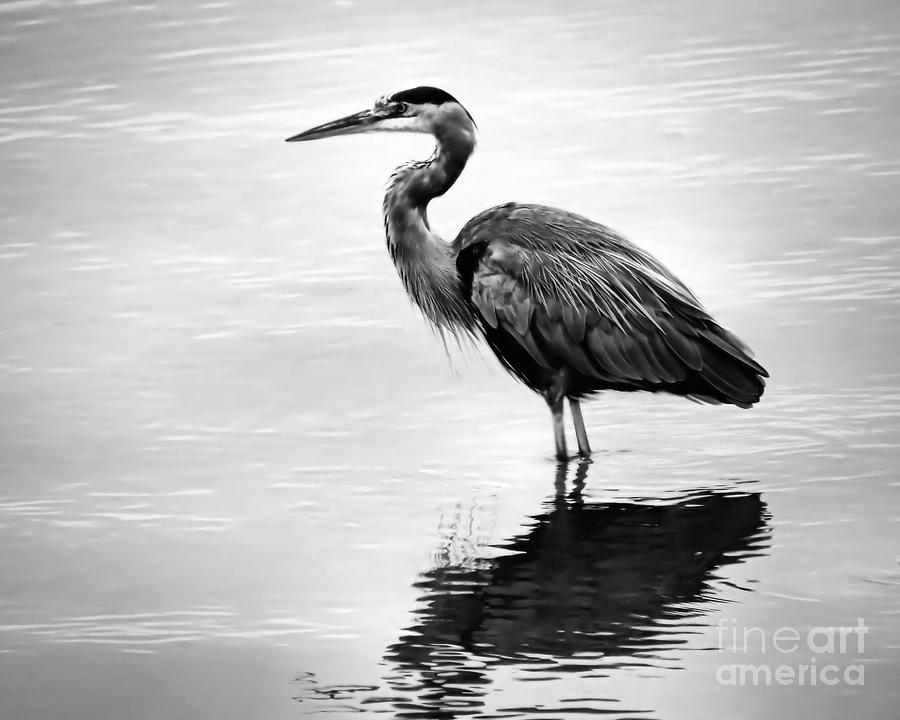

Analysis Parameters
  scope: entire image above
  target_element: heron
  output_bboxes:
[286,86,768,461]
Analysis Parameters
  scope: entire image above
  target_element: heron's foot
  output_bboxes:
[555,449,593,463]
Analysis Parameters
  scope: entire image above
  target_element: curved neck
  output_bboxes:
[395,127,474,207]
[382,129,476,333]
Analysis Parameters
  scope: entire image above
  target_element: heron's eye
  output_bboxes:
[395,102,408,114]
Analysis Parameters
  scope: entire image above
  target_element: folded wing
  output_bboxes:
[455,203,767,406]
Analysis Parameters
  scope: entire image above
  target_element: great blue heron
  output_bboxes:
[287,86,768,461]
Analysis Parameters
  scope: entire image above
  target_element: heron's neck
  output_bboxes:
[383,130,475,333]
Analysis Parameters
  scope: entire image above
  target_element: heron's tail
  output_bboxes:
[687,324,768,408]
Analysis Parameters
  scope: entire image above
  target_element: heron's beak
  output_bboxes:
[285,108,379,142]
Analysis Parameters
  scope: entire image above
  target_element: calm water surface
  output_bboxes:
[1,0,899,718]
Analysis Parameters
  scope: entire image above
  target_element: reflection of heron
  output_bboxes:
[287,86,768,459]
[376,462,769,717]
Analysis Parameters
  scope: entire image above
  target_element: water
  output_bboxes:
[1,0,898,718]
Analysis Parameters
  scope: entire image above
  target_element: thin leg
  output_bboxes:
[569,398,592,457]
[547,395,567,462]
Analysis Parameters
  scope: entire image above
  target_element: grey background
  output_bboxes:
[0,0,898,718]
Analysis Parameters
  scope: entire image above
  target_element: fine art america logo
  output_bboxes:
[715,618,867,687]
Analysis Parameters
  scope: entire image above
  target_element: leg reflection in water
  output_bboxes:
[374,461,771,718]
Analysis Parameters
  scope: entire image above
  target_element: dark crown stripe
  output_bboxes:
[389,86,461,106]
[388,86,476,126]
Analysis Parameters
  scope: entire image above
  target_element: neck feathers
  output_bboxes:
[382,128,476,335]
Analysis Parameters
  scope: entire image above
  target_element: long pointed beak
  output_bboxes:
[285,108,378,142]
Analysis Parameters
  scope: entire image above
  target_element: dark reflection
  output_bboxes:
[373,462,770,718]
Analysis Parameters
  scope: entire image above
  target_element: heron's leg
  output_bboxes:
[544,390,567,461]
[569,398,592,457]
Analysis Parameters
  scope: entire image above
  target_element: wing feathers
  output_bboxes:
[659,317,703,370]
[698,326,768,377]
[562,306,586,342]
[642,333,684,383]
[700,352,761,407]
[534,312,597,376]
[516,327,551,366]
[473,289,498,328]
[513,297,533,336]
[613,327,661,382]
[457,203,767,406]
[586,328,638,379]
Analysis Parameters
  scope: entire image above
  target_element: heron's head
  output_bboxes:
[285,86,476,146]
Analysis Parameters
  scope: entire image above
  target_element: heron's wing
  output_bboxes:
[455,203,767,405]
